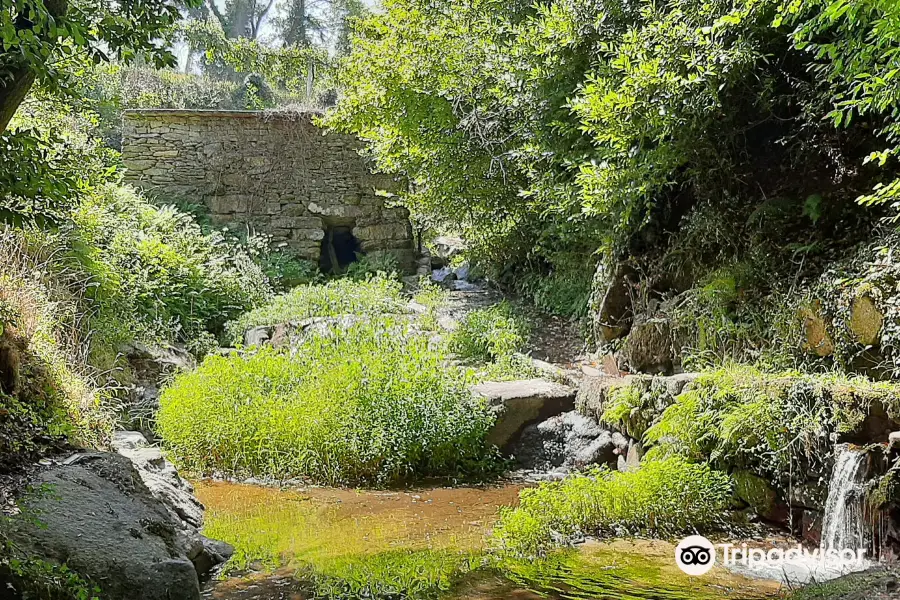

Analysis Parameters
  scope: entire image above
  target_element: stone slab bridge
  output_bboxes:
[121,109,416,273]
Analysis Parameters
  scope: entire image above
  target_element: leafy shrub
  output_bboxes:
[70,184,273,351]
[599,383,653,440]
[491,458,732,557]
[225,274,407,344]
[516,255,595,320]
[157,321,497,485]
[529,270,593,320]
[411,278,448,331]
[449,302,529,364]
[2,95,120,228]
[642,365,900,482]
[259,252,321,290]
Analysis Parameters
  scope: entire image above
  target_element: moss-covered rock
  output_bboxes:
[800,300,835,357]
[790,568,899,600]
[621,317,674,375]
[732,469,778,518]
[849,294,884,347]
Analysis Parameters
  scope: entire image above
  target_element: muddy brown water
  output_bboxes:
[196,481,785,600]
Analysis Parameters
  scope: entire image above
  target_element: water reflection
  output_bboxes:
[196,481,783,600]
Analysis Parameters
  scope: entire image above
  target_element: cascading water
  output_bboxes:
[725,444,872,585]
[821,444,869,554]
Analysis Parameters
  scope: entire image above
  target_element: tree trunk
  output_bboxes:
[0,0,68,132]
[230,0,251,38]
[0,64,36,133]
[306,58,315,101]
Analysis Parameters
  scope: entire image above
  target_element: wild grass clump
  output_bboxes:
[304,549,476,600]
[449,302,529,364]
[224,274,407,345]
[158,321,497,485]
[344,252,400,280]
[491,457,732,557]
[448,302,536,381]
[0,230,115,464]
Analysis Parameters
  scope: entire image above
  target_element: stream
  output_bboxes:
[197,481,784,600]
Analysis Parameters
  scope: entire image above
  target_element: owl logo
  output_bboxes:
[675,535,716,575]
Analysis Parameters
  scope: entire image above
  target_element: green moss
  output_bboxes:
[732,470,777,516]
[637,364,900,506]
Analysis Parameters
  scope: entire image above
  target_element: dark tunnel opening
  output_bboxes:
[319,226,361,274]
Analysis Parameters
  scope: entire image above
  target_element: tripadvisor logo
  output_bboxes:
[675,535,870,576]
[675,535,716,576]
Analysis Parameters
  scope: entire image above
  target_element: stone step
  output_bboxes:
[471,378,577,451]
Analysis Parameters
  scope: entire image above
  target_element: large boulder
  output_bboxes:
[2,452,228,600]
[510,411,620,473]
[620,317,674,374]
[111,431,204,529]
[473,379,576,451]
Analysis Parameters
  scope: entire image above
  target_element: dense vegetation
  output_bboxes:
[328,0,900,320]
[3,0,900,597]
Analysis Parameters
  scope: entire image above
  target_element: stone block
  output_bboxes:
[293,228,326,242]
[354,223,410,241]
[473,379,577,451]
[850,294,883,346]
[800,301,835,357]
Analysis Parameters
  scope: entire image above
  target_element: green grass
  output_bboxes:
[448,301,530,364]
[491,457,732,557]
[158,320,498,485]
[224,274,408,345]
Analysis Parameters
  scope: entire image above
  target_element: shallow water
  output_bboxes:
[196,481,784,600]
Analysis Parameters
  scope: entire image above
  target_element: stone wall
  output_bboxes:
[121,109,415,270]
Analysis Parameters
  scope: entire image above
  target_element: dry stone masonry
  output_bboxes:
[121,109,415,271]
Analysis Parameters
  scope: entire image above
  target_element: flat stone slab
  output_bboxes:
[472,379,576,451]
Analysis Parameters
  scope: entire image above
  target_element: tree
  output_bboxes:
[328,0,900,281]
[0,0,197,132]
[204,0,276,40]
[274,0,365,50]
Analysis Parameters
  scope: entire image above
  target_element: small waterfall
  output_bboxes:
[821,444,868,553]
